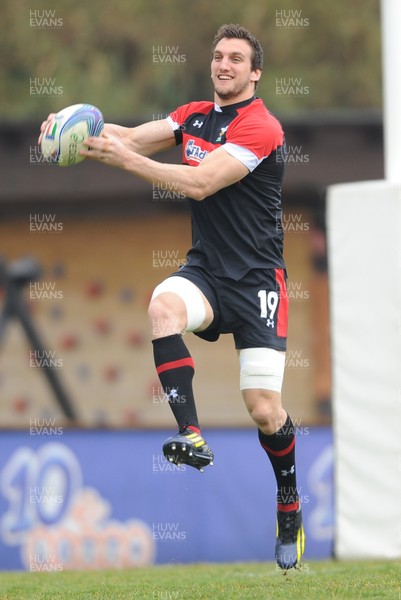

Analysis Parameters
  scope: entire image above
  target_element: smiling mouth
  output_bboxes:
[217,75,234,81]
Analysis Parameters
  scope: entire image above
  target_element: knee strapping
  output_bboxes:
[239,347,285,393]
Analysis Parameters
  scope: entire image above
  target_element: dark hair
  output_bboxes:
[211,24,264,72]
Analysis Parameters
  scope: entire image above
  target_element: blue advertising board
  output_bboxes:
[0,427,333,570]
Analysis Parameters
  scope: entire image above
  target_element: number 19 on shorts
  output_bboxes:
[258,290,278,329]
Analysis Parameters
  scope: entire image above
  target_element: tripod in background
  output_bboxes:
[0,256,76,421]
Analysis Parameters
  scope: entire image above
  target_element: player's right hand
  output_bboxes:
[38,113,56,145]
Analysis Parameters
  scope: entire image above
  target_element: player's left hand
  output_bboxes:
[81,133,129,168]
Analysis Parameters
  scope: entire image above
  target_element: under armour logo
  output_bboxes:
[193,120,203,128]
[266,319,275,328]
[281,465,295,477]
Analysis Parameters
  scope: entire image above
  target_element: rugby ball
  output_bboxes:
[41,103,104,167]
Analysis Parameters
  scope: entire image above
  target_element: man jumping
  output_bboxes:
[40,23,305,570]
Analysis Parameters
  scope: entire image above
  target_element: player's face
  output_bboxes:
[211,38,261,105]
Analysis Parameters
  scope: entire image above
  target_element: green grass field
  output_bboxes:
[0,561,400,600]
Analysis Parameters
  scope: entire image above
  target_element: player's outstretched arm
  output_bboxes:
[103,119,176,156]
[39,116,175,157]
[81,139,249,201]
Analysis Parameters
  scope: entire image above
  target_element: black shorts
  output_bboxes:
[171,265,288,351]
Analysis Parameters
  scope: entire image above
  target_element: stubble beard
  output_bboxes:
[214,78,252,102]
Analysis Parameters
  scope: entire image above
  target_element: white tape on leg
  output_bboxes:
[151,276,206,332]
[239,347,285,393]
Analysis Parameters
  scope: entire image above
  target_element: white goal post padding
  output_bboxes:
[327,179,401,559]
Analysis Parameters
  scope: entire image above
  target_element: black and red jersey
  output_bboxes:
[168,96,286,280]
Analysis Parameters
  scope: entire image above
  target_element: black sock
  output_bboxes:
[258,414,299,512]
[152,334,200,431]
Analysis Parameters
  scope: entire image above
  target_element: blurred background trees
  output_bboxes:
[1,0,381,121]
